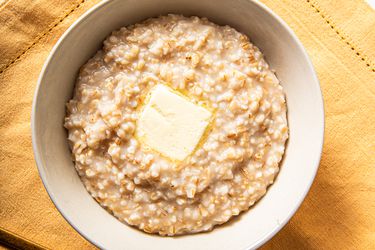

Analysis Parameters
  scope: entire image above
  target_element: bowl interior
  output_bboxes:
[32,0,324,249]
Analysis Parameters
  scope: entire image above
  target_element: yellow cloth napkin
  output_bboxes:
[0,0,374,249]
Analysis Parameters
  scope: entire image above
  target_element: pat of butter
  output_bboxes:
[136,84,212,161]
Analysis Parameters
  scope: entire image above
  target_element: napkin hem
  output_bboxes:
[0,0,87,75]
[307,0,375,72]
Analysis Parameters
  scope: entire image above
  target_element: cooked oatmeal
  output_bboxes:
[64,15,288,236]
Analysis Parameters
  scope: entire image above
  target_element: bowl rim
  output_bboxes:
[31,0,325,249]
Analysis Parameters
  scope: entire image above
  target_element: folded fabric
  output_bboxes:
[0,0,374,249]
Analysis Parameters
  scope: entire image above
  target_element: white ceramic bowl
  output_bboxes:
[32,0,324,249]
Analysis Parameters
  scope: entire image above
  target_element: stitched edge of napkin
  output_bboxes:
[0,0,87,75]
[307,0,375,72]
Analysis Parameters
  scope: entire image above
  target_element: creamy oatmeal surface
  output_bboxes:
[64,15,288,236]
